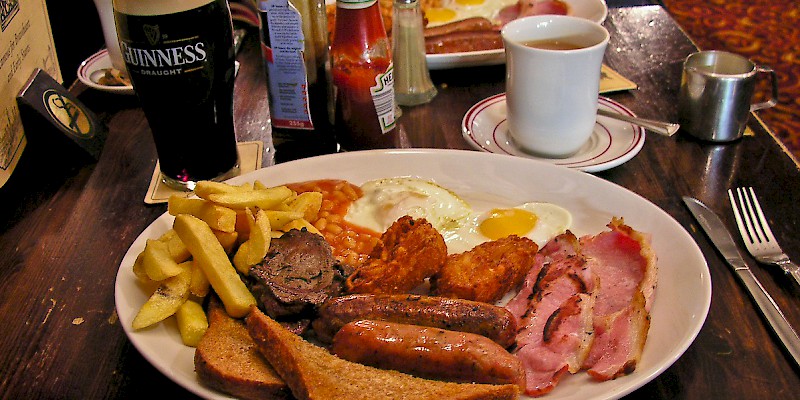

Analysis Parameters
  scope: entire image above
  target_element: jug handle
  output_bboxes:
[751,65,778,112]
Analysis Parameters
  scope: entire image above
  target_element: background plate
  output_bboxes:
[427,0,609,69]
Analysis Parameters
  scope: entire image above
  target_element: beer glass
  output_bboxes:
[113,0,240,191]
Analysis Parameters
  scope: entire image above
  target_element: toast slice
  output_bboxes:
[246,307,519,400]
[194,298,292,400]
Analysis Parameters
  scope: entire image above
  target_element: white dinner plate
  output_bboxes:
[462,94,645,172]
[426,0,608,69]
[77,49,135,95]
[115,149,711,400]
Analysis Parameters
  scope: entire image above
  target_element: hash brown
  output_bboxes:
[346,216,447,294]
[432,235,538,303]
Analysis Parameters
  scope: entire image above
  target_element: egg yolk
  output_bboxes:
[455,0,486,6]
[425,7,458,24]
[479,208,538,240]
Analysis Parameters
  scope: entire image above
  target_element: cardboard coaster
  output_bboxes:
[600,65,638,94]
[144,140,264,204]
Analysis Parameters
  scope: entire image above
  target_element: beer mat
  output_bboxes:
[600,65,638,94]
[144,140,264,205]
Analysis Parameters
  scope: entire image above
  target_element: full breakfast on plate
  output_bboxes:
[326,0,571,54]
[127,177,657,399]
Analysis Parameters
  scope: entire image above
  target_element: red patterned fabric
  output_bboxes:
[662,0,800,159]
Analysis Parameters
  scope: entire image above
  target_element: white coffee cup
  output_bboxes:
[502,15,609,158]
[93,0,127,73]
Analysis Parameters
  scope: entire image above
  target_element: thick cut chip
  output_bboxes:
[190,260,211,298]
[173,214,256,318]
[176,299,209,347]
[233,209,272,274]
[158,229,191,263]
[287,191,323,222]
[132,261,192,330]
[142,239,184,281]
[263,210,305,230]
[132,252,150,283]
[168,196,237,233]
[214,230,239,254]
[207,186,294,210]
[194,180,253,199]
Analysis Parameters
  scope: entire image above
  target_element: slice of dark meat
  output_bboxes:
[247,228,350,319]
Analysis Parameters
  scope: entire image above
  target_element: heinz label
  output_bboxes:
[371,63,396,134]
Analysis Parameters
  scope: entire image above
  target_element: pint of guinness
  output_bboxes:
[114,0,240,191]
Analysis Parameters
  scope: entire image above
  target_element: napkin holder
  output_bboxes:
[16,69,108,162]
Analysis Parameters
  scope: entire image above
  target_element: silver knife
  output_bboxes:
[683,196,800,367]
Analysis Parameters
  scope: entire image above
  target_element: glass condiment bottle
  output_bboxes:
[392,0,437,106]
[259,0,337,160]
[330,0,398,149]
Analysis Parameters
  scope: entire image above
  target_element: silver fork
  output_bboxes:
[728,187,800,286]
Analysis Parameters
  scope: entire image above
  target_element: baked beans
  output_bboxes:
[286,180,380,267]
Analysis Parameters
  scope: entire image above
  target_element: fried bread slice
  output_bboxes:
[194,298,291,400]
[246,306,519,400]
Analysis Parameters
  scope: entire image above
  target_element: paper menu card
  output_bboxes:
[1,0,62,188]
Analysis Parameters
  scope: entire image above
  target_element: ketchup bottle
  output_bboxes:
[330,0,398,149]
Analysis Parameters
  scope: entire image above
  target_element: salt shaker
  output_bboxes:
[392,0,437,106]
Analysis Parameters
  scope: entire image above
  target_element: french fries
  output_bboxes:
[206,186,293,210]
[263,210,306,230]
[142,239,184,281]
[129,179,324,346]
[176,299,209,347]
[132,261,192,330]
[168,197,237,233]
[287,191,323,222]
[233,208,272,274]
[193,180,253,198]
[174,214,257,318]
[190,261,211,298]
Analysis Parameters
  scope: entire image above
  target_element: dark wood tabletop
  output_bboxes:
[2,5,799,399]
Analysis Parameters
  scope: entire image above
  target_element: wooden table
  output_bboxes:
[2,5,799,399]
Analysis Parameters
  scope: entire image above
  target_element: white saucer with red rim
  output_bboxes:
[77,49,134,95]
[462,94,645,172]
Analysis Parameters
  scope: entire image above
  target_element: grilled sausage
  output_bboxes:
[332,320,527,389]
[312,293,517,347]
[425,30,503,54]
[423,17,495,38]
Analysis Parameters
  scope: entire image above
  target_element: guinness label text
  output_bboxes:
[121,41,207,75]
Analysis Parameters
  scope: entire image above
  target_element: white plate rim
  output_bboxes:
[115,149,711,400]
[77,49,135,95]
[462,94,646,172]
[426,0,609,69]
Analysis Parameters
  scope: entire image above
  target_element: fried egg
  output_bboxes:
[345,177,472,235]
[425,0,518,27]
[445,202,572,254]
[345,177,572,254]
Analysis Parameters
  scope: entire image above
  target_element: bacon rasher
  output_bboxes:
[506,232,597,396]
[505,218,657,396]
[580,218,657,380]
